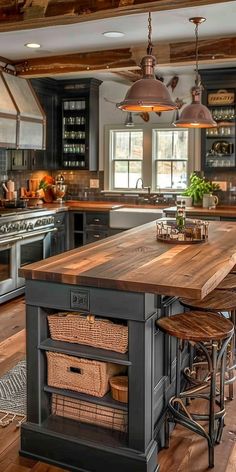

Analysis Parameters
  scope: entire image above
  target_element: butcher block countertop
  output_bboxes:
[20,220,236,300]
[65,201,123,211]
[164,206,236,218]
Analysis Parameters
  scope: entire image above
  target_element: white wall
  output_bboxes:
[99,71,197,170]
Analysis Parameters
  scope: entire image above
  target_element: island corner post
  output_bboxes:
[19,221,236,472]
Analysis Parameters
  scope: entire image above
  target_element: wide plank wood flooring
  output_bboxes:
[0,296,236,472]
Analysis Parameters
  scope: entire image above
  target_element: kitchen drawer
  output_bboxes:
[54,212,66,226]
[85,230,108,244]
[86,212,109,227]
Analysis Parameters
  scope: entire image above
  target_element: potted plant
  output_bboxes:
[183,173,220,207]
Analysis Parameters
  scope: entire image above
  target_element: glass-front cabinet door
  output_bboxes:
[205,89,235,169]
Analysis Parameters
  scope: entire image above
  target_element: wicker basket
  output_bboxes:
[110,376,128,404]
[208,89,235,105]
[51,393,127,432]
[47,352,126,397]
[47,312,128,354]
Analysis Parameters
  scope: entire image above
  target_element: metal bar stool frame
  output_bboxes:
[180,291,236,400]
[157,311,234,469]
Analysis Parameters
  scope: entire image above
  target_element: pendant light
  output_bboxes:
[117,13,176,112]
[173,17,217,128]
[125,112,134,127]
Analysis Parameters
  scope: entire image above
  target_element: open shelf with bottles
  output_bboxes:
[59,78,102,171]
[62,99,87,169]
[201,70,236,171]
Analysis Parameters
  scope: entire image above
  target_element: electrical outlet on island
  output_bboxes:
[90,179,99,188]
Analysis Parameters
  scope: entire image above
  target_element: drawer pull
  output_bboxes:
[69,367,83,375]
[93,234,100,238]
[94,218,101,223]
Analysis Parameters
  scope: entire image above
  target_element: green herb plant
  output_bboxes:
[183,173,220,205]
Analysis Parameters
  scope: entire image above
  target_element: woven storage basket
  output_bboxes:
[47,312,128,354]
[208,89,235,105]
[47,352,126,397]
[51,393,128,432]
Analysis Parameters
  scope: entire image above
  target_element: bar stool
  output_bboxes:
[180,290,236,400]
[157,311,234,469]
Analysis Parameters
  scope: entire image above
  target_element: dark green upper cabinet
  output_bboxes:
[59,78,102,171]
[201,68,236,172]
[30,78,60,170]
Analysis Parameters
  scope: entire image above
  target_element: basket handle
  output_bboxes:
[68,366,84,375]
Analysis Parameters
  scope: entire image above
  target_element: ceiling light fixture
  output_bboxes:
[25,43,41,49]
[117,13,176,112]
[173,17,217,128]
[103,31,125,38]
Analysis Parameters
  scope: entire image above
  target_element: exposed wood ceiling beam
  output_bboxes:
[0,0,233,33]
[14,36,236,77]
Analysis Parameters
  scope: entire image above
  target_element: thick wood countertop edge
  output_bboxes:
[20,221,236,299]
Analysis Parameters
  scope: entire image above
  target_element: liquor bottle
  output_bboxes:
[175,199,186,231]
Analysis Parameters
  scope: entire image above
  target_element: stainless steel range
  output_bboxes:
[0,209,56,303]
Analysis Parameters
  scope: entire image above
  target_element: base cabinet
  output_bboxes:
[50,212,68,256]
[21,280,189,472]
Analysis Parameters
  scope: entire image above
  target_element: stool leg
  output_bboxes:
[209,341,218,468]
[228,310,236,400]
[216,344,227,444]
[176,338,181,398]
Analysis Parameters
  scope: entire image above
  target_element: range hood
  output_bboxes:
[0,71,46,150]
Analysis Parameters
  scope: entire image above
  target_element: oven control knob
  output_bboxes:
[28,222,34,230]
[36,219,42,226]
[0,225,7,233]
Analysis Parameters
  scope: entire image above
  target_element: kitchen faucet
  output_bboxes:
[135,178,144,189]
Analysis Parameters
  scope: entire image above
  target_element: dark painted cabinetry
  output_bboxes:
[21,278,188,471]
[51,211,68,256]
[201,68,236,172]
[69,210,109,248]
[59,78,102,171]
[31,78,60,170]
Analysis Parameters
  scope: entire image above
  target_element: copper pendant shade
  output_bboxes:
[117,13,176,113]
[174,17,217,129]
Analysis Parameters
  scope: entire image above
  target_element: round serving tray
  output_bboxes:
[156,217,209,244]
[156,235,206,244]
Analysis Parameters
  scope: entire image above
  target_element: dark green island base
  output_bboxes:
[20,221,236,472]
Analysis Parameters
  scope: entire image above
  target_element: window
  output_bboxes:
[110,130,143,189]
[153,129,188,189]
[106,125,194,191]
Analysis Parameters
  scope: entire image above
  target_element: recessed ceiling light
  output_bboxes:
[103,31,125,38]
[25,43,41,49]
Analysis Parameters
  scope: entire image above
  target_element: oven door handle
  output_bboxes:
[21,228,57,239]
[0,235,23,244]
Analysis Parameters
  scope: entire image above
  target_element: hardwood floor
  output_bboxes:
[0,296,236,472]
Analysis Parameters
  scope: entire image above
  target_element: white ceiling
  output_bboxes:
[0,1,235,63]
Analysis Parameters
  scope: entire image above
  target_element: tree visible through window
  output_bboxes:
[110,130,143,189]
[153,129,188,189]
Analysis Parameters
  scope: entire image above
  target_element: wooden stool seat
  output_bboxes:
[180,289,236,312]
[157,310,234,469]
[217,273,236,290]
[157,311,233,342]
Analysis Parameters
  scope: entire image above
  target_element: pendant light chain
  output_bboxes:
[147,12,153,55]
[195,22,200,87]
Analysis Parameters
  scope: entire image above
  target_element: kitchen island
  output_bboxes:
[20,220,236,472]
